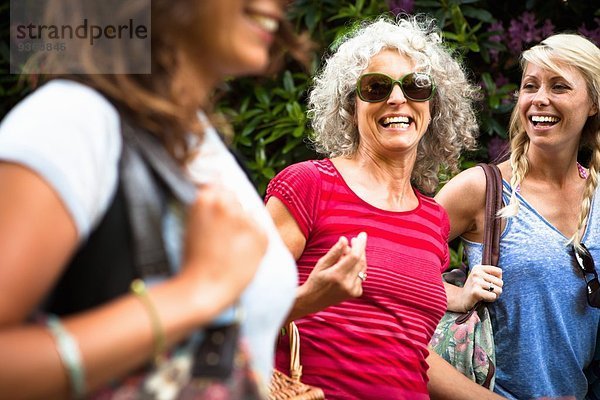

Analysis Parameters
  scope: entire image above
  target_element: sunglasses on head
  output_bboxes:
[572,243,600,308]
[356,72,436,103]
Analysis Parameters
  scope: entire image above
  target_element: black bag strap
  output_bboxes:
[455,163,503,325]
[120,119,197,278]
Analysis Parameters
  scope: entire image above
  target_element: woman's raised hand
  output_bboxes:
[179,185,267,319]
[296,232,368,315]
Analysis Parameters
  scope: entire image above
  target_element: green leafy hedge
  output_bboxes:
[2,0,599,195]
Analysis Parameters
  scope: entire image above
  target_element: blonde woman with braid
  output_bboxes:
[429,33,600,399]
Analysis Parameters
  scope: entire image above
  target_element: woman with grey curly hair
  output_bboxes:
[433,33,600,399]
[309,15,478,194]
[265,15,480,398]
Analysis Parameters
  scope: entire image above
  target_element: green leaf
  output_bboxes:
[255,142,266,167]
[254,86,270,106]
[461,6,494,24]
[491,117,506,136]
[239,97,250,114]
[497,83,518,95]
[236,135,252,147]
[272,103,285,115]
[261,167,276,180]
[443,32,460,41]
[304,7,318,33]
[283,70,295,92]
[481,73,495,91]
[468,41,480,52]
[263,130,285,145]
[489,96,500,109]
[283,138,302,154]
[239,109,264,120]
[292,125,305,138]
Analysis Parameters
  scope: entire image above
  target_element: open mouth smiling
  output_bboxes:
[380,116,412,129]
[246,9,280,33]
[530,115,561,127]
[248,14,279,32]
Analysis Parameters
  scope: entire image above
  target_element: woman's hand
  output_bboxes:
[292,232,367,319]
[179,185,268,319]
[458,264,503,312]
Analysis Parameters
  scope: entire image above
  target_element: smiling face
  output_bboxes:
[188,0,284,81]
[355,49,432,160]
[518,61,598,150]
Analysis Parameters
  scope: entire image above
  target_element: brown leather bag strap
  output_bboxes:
[478,163,503,267]
[455,163,503,325]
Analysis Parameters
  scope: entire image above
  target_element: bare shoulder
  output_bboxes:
[436,166,487,207]
[435,165,489,241]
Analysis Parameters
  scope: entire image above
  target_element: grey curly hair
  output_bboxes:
[307,15,479,194]
[501,33,600,251]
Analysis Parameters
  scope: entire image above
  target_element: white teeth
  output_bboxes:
[388,123,409,128]
[250,15,279,33]
[531,115,560,123]
[383,116,410,125]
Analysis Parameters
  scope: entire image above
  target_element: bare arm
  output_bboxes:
[435,167,487,242]
[0,163,266,398]
[266,196,367,322]
[427,351,505,399]
[436,167,504,312]
[429,167,505,397]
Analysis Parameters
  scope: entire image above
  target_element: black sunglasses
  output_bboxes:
[356,72,436,103]
[573,243,600,308]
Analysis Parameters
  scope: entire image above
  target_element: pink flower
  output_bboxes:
[451,324,468,342]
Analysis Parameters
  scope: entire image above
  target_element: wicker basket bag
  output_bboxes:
[268,322,325,400]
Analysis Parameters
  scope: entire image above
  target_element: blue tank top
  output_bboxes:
[464,180,600,399]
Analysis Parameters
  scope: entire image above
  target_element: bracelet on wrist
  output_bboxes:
[130,279,166,363]
[45,314,86,399]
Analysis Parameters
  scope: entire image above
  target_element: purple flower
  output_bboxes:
[578,18,600,47]
[520,12,538,43]
[541,19,555,39]
[494,73,509,88]
[488,22,504,43]
[387,0,414,15]
[488,22,504,63]
[507,19,525,54]
[506,12,553,55]
[474,345,487,366]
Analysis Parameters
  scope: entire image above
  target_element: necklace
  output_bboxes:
[515,162,588,193]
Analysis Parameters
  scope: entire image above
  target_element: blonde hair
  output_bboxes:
[307,15,479,194]
[501,33,600,249]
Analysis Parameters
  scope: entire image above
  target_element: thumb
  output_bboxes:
[350,232,367,256]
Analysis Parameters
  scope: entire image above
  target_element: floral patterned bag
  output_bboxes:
[430,163,503,389]
[430,268,496,388]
